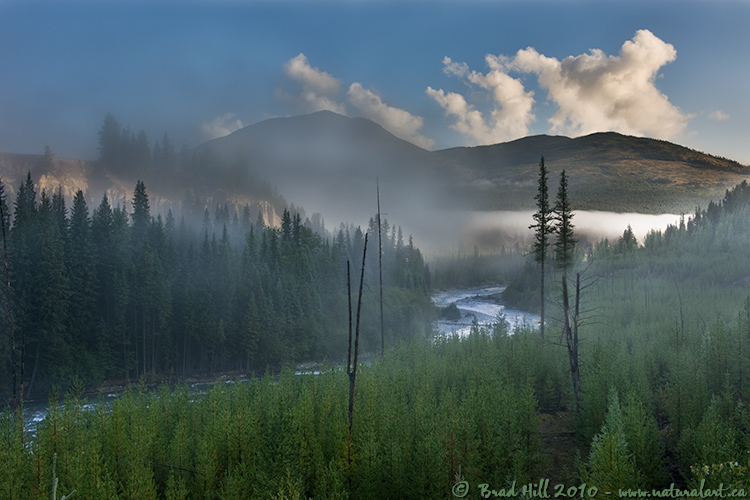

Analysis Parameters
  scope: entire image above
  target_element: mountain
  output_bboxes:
[197,110,444,228]
[200,111,750,217]
[437,132,749,213]
[2,111,748,252]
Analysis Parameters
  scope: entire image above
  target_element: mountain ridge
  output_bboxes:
[1,111,748,223]
[199,111,749,215]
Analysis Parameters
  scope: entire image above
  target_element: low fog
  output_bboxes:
[353,207,682,257]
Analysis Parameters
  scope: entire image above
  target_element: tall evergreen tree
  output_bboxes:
[10,173,37,401]
[98,113,122,168]
[91,194,119,376]
[68,191,96,359]
[553,169,576,273]
[134,130,151,171]
[529,156,553,343]
[28,190,71,397]
[130,180,150,251]
[0,178,16,408]
[159,132,175,171]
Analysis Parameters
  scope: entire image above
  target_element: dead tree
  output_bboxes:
[377,181,384,357]
[347,233,368,491]
[561,272,582,413]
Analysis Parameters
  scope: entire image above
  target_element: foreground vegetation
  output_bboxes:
[1,326,545,499]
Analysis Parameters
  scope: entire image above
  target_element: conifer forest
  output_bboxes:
[5,146,750,498]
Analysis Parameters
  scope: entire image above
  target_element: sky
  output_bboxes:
[1,0,749,164]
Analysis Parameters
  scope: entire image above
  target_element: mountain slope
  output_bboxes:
[198,110,445,227]
[2,112,748,241]
[434,132,749,213]
[199,111,749,216]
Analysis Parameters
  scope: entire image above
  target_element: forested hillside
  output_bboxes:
[496,177,750,490]
[0,173,432,402]
[5,178,750,497]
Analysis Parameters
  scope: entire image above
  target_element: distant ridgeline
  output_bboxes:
[0,173,432,401]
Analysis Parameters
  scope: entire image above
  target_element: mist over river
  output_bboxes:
[410,210,682,255]
[432,286,540,337]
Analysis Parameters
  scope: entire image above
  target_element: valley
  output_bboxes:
[3,111,750,498]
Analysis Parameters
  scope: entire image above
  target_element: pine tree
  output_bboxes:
[134,130,151,171]
[68,191,97,359]
[27,190,71,397]
[0,178,16,408]
[51,186,68,238]
[581,390,636,494]
[529,156,553,343]
[10,173,37,402]
[91,194,120,376]
[553,169,576,273]
[131,180,150,251]
[98,113,122,168]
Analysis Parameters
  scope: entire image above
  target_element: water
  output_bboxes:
[432,285,540,337]
[14,286,538,432]
[15,379,239,440]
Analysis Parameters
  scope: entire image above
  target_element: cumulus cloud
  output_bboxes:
[283,53,347,114]
[202,113,245,139]
[347,82,435,149]
[514,29,690,140]
[279,54,434,148]
[708,110,730,122]
[427,56,536,145]
[429,30,690,145]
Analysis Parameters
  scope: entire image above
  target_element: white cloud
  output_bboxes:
[429,30,691,145]
[202,112,245,139]
[347,82,435,149]
[426,56,535,145]
[283,53,347,114]
[442,56,469,78]
[708,110,730,122]
[514,29,690,140]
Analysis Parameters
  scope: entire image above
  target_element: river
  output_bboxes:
[15,286,538,435]
[432,285,540,337]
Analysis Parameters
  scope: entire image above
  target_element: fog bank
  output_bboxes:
[408,210,682,256]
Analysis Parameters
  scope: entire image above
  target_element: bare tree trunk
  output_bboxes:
[377,181,384,357]
[540,261,545,344]
[562,273,581,413]
[347,233,368,495]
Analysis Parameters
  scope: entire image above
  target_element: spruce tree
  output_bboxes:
[581,390,636,492]
[130,180,150,251]
[529,156,553,343]
[68,190,97,358]
[98,113,122,169]
[28,190,71,397]
[553,170,576,273]
[91,194,119,375]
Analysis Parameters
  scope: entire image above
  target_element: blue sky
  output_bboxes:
[1,0,748,163]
